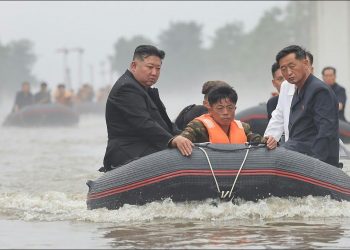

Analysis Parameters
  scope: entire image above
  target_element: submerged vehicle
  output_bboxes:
[236,103,350,144]
[86,143,350,210]
[2,103,79,127]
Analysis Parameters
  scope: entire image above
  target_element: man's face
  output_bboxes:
[208,98,236,127]
[131,55,162,88]
[279,53,309,87]
[22,83,30,93]
[272,68,284,93]
[322,69,336,86]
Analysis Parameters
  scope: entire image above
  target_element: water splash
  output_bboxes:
[1,191,350,223]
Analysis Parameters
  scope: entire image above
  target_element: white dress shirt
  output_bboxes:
[264,80,295,141]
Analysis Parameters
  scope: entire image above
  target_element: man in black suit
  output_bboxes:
[322,66,347,122]
[276,45,339,167]
[101,45,180,172]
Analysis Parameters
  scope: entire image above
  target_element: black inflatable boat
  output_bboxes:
[86,144,350,210]
[2,103,79,127]
[236,103,350,143]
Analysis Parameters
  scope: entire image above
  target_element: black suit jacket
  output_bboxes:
[284,74,339,167]
[175,104,208,130]
[266,95,279,120]
[103,70,179,171]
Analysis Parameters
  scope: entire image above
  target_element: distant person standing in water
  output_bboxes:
[101,45,180,172]
[12,81,34,113]
[322,66,347,122]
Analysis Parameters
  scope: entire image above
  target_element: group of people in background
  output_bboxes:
[11,81,112,113]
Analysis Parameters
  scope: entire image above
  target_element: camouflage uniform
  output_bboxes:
[180,119,265,144]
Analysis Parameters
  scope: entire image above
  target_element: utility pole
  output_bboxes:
[56,47,72,89]
[72,47,84,89]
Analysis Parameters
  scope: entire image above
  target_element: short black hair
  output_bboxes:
[133,45,165,61]
[208,86,238,106]
[202,80,230,100]
[306,51,313,66]
[322,66,336,75]
[40,82,48,87]
[271,62,280,77]
[276,45,307,65]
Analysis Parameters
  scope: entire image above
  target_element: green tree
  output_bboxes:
[207,21,245,80]
[283,1,312,48]
[158,21,206,91]
[110,35,153,75]
[0,39,37,95]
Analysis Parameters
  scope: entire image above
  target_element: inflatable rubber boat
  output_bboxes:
[2,103,80,127]
[86,144,350,210]
[236,103,350,144]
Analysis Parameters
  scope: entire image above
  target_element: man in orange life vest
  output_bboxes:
[170,85,277,156]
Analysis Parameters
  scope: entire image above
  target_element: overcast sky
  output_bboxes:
[0,1,288,90]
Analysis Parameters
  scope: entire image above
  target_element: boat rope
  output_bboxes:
[228,144,251,199]
[198,144,252,199]
[198,147,221,194]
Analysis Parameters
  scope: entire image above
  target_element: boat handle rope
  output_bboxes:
[198,147,221,194]
[198,144,252,200]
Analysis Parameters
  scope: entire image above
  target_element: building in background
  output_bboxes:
[310,1,350,118]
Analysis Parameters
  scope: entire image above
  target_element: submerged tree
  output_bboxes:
[0,39,37,95]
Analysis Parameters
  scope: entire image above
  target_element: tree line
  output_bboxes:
[110,2,312,94]
[0,1,312,98]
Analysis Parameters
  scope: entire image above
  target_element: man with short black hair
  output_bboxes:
[34,82,51,104]
[276,45,339,167]
[174,80,230,130]
[170,85,271,156]
[322,66,347,121]
[12,81,34,113]
[101,45,180,172]
[266,62,285,120]
[264,51,314,144]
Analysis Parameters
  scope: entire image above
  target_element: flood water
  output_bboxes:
[0,111,350,249]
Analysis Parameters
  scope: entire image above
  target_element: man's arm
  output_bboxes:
[243,122,277,149]
[264,82,290,141]
[337,86,346,111]
[312,89,339,161]
[112,84,173,149]
[169,120,208,156]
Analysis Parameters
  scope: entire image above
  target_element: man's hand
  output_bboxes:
[171,135,194,156]
[264,135,278,150]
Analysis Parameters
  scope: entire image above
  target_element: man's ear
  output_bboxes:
[130,61,136,72]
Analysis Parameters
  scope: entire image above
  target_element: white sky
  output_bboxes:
[0,1,288,90]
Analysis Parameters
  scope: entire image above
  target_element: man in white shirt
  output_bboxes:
[264,51,314,146]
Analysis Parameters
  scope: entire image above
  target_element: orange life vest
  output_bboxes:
[195,114,247,144]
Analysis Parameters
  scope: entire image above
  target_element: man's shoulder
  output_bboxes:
[111,71,144,94]
[335,83,346,92]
